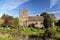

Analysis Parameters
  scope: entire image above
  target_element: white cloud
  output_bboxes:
[0,0,29,17]
[50,0,59,9]
[48,10,60,20]
[48,10,60,13]
[0,0,29,10]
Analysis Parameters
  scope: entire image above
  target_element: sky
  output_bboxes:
[0,0,60,19]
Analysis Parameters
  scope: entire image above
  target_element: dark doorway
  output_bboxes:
[28,23,35,28]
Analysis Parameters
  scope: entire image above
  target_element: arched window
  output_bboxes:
[41,22,43,25]
[23,11,24,14]
[35,22,38,25]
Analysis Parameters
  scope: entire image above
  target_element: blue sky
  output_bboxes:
[0,0,60,19]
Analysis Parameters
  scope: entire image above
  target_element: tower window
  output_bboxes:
[35,22,38,25]
[23,11,24,14]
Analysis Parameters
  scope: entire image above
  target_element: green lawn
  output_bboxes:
[0,37,18,40]
[0,38,12,40]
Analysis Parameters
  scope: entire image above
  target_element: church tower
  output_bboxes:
[19,10,28,28]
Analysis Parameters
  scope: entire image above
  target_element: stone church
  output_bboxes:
[19,10,56,28]
[19,10,44,28]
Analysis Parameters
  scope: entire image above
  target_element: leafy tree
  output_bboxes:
[40,12,48,18]
[1,13,8,20]
[47,27,57,37]
[2,16,13,27]
[55,19,60,26]
[0,19,4,25]
[14,17,19,27]
[1,14,19,29]
[55,32,60,40]
[8,17,19,29]
[40,12,53,28]
[46,27,60,40]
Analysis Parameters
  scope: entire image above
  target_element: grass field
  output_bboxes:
[0,38,15,40]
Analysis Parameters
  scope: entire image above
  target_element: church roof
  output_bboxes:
[28,16,44,21]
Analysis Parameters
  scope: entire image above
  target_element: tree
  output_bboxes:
[40,12,53,28]
[8,17,19,29]
[1,13,8,20]
[55,19,60,26]
[2,16,13,27]
[0,19,4,27]
[40,12,48,18]
[43,27,59,40]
